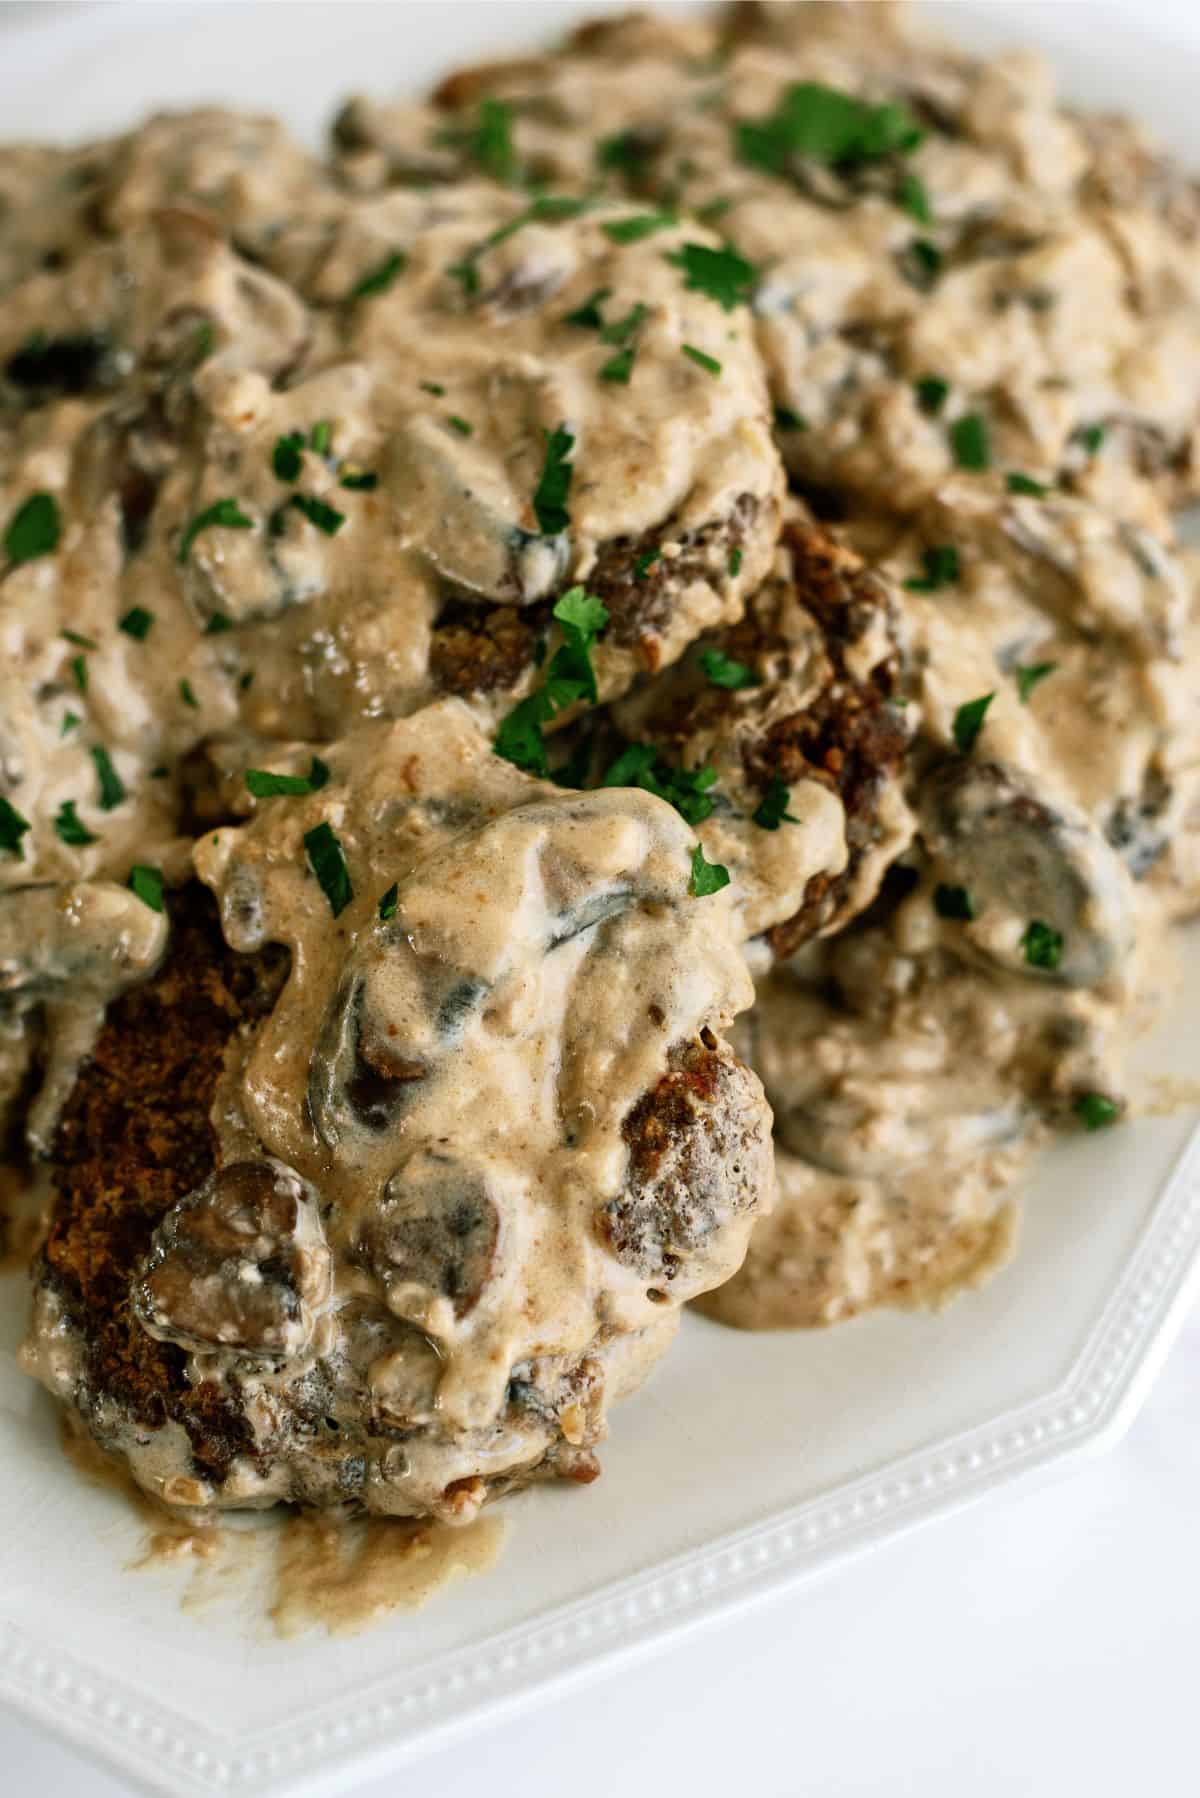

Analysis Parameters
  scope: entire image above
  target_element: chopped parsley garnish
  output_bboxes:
[596,129,651,176]
[634,547,661,580]
[735,82,922,177]
[728,547,743,577]
[934,883,976,921]
[682,343,722,376]
[1021,918,1064,972]
[4,491,60,564]
[119,606,153,640]
[449,195,590,299]
[700,647,756,690]
[191,320,215,366]
[69,654,87,694]
[665,242,757,311]
[1006,471,1049,497]
[603,212,676,244]
[599,347,636,384]
[950,412,991,471]
[128,864,164,913]
[903,237,942,286]
[446,414,474,436]
[493,586,609,775]
[602,742,718,826]
[204,612,234,635]
[244,756,331,799]
[272,431,305,482]
[378,882,399,922]
[179,678,200,710]
[696,196,734,225]
[752,775,801,831]
[339,465,378,491]
[453,97,518,184]
[532,424,574,536]
[905,544,960,591]
[60,711,79,736]
[774,405,807,431]
[309,420,332,458]
[350,248,406,300]
[420,380,446,397]
[914,375,949,416]
[304,822,354,917]
[564,286,612,330]
[239,670,254,691]
[291,494,345,536]
[600,302,647,346]
[54,800,96,847]
[178,497,253,564]
[62,629,96,649]
[689,841,730,897]
[0,796,31,857]
[91,745,125,810]
[1015,660,1058,703]
[1075,1091,1121,1132]
[1076,422,1106,456]
[952,692,994,754]
[897,171,931,224]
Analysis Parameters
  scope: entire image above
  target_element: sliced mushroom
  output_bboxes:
[361,1148,502,1320]
[919,758,1135,987]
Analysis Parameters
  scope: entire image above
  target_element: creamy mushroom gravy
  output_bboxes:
[22,701,775,1515]
[2,0,1200,1448]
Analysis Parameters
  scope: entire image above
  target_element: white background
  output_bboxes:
[2,2,1199,1794]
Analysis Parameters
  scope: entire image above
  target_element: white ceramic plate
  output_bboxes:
[2,5,1200,1795]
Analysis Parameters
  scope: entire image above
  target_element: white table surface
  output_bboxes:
[3,1,1199,1792]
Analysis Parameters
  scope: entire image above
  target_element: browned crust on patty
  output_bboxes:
[37,884,288,1482]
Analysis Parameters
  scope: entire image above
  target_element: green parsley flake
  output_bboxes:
[774,406,808,431]
[532,424,574,536]
[904,237,942,285]
[665,242,757,311]
[420,380,446,397]
[682,343,722,376]
[564,286,612,329]
[728,547,743,577]
[752,775,800,831]
[469,97,517,182]
[934,883,976,921]
[70,654,87,694]
[0,796,31,857]
[54,799,97,847]
[689,841,730,897]
[1075,1091,1121,1131]
[914,375,948,416]
[291,494,345,536]
[603,743,718,826]
[599,347,636,384]
[378,882,399,922]
[950,413,992,471]
[905,545,960,592]
[339,466,378,491]
[735,82,922,177]
[5,491,60,565]
[493,586,609,776]
[600,302,647,346]
[91,745,125,810]
[128,864,164,913]
[304,822,354,917]
[178,497,253,564]
[898,170,931,223]
[119,606,154,640]
[272,432,305,482]
[1076,423,1106,456]
[244,756,331,799]
[62,629,96,649]
[446,414,474,436]
[952,692,995,754]
[697,197,734,225]
[1015,660,1058,703]
[700,647,756,690]
[603,212,676,244]
[1021,918,1064,972]
[1006,471,1049,497]
[634,548,661,580]
[310,420,332,458]
[350,249,406,301]
[596,130,650,176]
[204,612,234,635]
[60,711,79,736]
